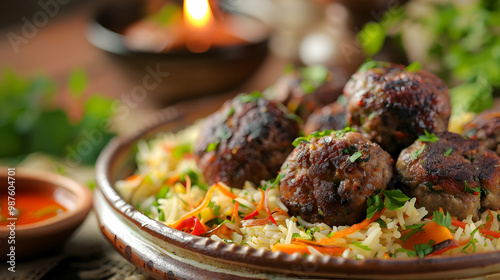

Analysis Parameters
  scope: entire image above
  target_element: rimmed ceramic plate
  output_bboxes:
[94,108,500,279]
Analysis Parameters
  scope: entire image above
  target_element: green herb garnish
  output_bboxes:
[412,144,426,160]
[414,243,433,258]
[206,141,219,152]
[381,189,410,211]
[239,91,263,103]
[404,62,422,73]
[432,210,452,228]
[418,130,439,143]
[444,148,453,156]
[464,180,481,195]
[366,194,384,219]
[349,151,363,163]
[352,241,372,251]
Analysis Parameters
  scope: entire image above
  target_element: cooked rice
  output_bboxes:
[115,124,500,259]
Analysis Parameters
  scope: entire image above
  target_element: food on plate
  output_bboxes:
[396,131,500,221]
[265,65,347,120]
[463,108,500,155]
[193,92,300,188]
[343,62,451,155]
[115,61,500,260]
[279,130,393,226]
[303,102,347,135]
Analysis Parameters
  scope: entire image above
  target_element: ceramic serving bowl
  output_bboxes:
[94,108,500,279]
[87,0,270,104]
[0,169,92,260]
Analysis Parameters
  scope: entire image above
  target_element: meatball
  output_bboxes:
[463,108,500,155]
[343,62,451,155]
[304,102,347,135]
[194,93,300,188]
[279,131,393,226]
[396,132,500,221]
[265,66,348,120]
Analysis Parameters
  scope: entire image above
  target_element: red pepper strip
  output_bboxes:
[173,216,206,236]
[243,189,265,220]
[428,239,459,256]
[451,219,500,239]
[265,188,277,225]
[241,216,272,227]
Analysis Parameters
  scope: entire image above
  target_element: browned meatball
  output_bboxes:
[396,132,500,221]
[279,131,393,226]
[265,66,348,120]
[304,102,347,135]
[194,93,300,188]
[343,62,451,155]
[464,108,500,155]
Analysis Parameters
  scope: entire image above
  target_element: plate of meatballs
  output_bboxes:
[95,61,500,279]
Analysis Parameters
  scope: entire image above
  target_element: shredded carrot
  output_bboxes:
[170,182,237,228]
[243,189,265,220]
[272,243,346,256]
[451,218,500,239]
[231,201,240,223]
[485,113,500,120]
[166,175,181,186]
[484,209,494,230]
[126,174,141,181]
[241,217,273,227]
[318,210,384,245]
[184,175,194,210]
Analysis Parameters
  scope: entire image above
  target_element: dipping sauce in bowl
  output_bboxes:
[0,186,69,226]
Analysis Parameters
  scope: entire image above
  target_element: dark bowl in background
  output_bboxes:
[87,0,270,104]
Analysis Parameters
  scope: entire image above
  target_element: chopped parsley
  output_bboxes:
[418,130,439,143]
[444,148,453,156]
[432,210,452,228]
[400,224,425,241]
[206,141,219,152]
[462,228,480,253]
[172,143,192,159]
[262,173,284,191]
[395,248,417,258]
[414,243,433,258]
[381,189,410,211]
[349,151,364,163]
[300,65,329,94]
[464,181,481,195]
[352,241,372,251]
[404,62,422,72]
[375,218,387,228]
[227,107,235,117]
[412,144,426,160]
[292,127,356,147]
[366,194,384,219]
[239,91,263,103]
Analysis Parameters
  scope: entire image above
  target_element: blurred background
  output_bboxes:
[1,0,500,278]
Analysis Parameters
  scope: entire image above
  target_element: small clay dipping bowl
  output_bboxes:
[87,0,271,104]
[0,169,92,260]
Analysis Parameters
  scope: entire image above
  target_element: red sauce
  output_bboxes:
[0,187,67,226]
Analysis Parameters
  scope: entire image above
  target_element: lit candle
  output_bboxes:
[184,0,215,53]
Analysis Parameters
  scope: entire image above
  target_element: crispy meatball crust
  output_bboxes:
[304,102,347,135]
[279,131,393,226]
[343,63,451,155]
[464,108,500,155]
[194,94,300,188]
[396,132,500,220]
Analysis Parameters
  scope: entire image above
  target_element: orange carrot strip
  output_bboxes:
[231,201,240,223]
[272,243,346,256]
[170,183,237,228]
[452,218,500,239]
[166,175,181,186]
[319,210,384,245]
[126,174,141,181]
[184,175,194,210]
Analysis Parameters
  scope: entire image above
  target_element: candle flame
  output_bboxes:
[184,0,213,28]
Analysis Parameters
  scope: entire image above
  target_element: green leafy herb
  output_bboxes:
[381,189,410,210]
[206,141,219,152]
[349,151,363,163]
[158,209,166,222]
[300,66,329,94]
[172,143,192,159]
[366,194,384,219]
[395,248,417,258]
[68,68,88,97]
[464,181,481,194]
[375,218,387,228]
[412,144,426,160]
[418,130,439,143]
[414,243,433,258]
[432,210,452,228]
[292,127,356,147]
[462,228,480,253]
[227,107,235,117]
[262,173,284,191]
[404,62,422,72]
[239,91,263,103]
[352,241,372,251]
[157,186,170,199]
[357,22,386,57]
[357,60,379,72]
[285,113,303,124]
[444,148,453,156]
[497,214,500,222]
